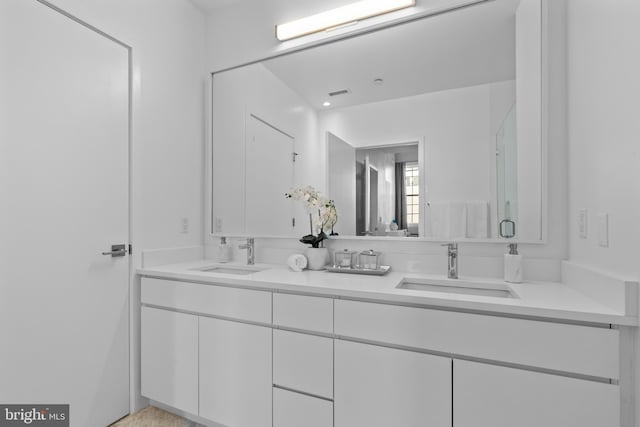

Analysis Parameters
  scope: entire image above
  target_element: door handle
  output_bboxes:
[102,244,127,257]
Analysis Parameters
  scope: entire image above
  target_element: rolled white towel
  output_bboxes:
[287,254,308,272]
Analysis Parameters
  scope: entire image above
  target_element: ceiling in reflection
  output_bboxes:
[262,0,521,110]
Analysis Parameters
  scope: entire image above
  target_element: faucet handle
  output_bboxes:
[440,243,457,249]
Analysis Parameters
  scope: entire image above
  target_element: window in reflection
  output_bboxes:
[405,163,420,226]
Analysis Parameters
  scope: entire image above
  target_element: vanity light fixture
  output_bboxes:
[275,0,416,41]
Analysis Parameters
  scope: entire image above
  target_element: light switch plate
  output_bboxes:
[597,213,608,247]
[578,208,587,238]
[215,217,223,233]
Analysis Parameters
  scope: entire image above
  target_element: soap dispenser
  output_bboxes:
[218,236,232,263]
[504,243,522,283]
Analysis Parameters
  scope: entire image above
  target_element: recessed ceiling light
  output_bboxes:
[275,0,416,41]
[373,78,384,85]
[323,101,331,107]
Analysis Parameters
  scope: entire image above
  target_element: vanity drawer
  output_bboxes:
[274,387,333,427]
[141,277,271,324]
[273,329,333,398]
[334,300,619,379]
[273,293,333,333]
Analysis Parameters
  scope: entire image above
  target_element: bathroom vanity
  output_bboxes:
[138,261,635,427]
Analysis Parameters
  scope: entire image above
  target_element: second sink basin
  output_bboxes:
[397,277,517,298]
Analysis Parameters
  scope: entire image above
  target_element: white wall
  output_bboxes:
[46,0,207,412]
[49,0,207,255]
[567,0,640,277]
[319,83,497,218]
[205,0,568,282]
[319,81,525,239]
[566,1,640,423]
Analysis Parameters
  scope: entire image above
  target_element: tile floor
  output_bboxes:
[110,406,195,427]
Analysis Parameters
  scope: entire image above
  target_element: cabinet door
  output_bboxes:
[141,307,198,415]
[454,360,620,427]
[199,317,272,427]
[273,330,333,398]
[335,340,451,427]
[274,388,333,427]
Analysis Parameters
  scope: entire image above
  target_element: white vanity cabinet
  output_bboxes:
[333,299,619,379]
[140,306,198,415]
[453,360,620,427]
[334,339,452,427]
[199,317,272,427]
[141,277,273,427]
[333,298,622,427]
[273,293,335,426]
[140,275,626,427]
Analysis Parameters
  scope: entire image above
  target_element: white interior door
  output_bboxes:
[0,1,130,426]
[245,114,294,236]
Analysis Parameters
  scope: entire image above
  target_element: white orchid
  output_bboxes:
[285,185,339,246]
[319,203,337,229]
[286,185,324,209]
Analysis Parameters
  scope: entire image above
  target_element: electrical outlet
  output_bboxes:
[181,217,189,234]
[597,213,608,247]
[578,209,587,238]
[215,217,223,233]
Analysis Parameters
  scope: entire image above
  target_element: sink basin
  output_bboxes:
[397,278,517,298]
[194,265,265,275]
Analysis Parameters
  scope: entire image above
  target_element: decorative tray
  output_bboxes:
[325,265,391,276]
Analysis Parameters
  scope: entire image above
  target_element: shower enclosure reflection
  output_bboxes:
[496,104,518,238]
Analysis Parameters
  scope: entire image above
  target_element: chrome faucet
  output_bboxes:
[238,238,255,265]
[441,243,458,279]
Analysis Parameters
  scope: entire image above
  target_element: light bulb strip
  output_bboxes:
[276,0,416,41]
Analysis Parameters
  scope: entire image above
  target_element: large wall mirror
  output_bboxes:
[210,0,544,241]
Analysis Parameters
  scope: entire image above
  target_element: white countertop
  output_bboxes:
[137,260,637,326]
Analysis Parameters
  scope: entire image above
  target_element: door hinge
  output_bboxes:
[292,217,296,227]
[129,244,133,254]
[292,152,298,162]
